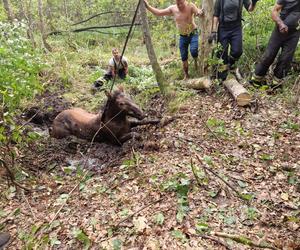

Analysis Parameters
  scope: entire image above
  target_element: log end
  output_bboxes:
[236,93,252,106]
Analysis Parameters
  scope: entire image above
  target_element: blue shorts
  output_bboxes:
[179,30,199,61]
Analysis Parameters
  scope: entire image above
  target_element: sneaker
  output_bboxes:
[93,78,105,88]
[249,74,266,87]
[0,232,11,248]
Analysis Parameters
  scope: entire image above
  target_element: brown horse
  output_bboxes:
[50,87,149,145]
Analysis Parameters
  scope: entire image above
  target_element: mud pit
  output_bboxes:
[21,90,164,174]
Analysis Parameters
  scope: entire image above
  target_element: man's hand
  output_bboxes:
[197,8,204,16]
[144,0,149,8]
[278,21,288,33]
[208,31,217,44]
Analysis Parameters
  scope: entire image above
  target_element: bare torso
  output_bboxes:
[170,3,197,35]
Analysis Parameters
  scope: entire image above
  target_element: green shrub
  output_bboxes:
[0,21,43,144]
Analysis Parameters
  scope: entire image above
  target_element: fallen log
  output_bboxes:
[185,77,212,90]
[223,79,251,106]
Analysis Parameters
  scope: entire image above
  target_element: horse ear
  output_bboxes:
[118,85,124,92]
[105,90,112,98]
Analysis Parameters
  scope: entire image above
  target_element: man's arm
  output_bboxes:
[245,0,257,12]
[144,0,173,16]
[191,3,204,17]
[212,16,219,32]
[208,0,220,43]
[272,3,288,33]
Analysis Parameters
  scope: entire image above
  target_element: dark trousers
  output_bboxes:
[255,27,300,79]
[104,68,126,81]
[217,24,243,80]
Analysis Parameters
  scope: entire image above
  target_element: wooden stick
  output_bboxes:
[196,234,232,250]
[211,231,279,250]
[198,110,223,144]
[22,191,36,220]
[195,154,242,199]
[190,159,204,188]
[96,197,164,243]
[0,158,31,192]
[114,197,164,228]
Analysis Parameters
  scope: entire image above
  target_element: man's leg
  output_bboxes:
[103,70,113,81]
[217,27,230,81]
[179,35,190,80]
[254,28,283,78]
[118,69,126,79]
[190,32,199,72]
[228,25,243,70]
[274,30,300,79]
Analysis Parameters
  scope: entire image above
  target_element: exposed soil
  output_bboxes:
[1,85,299,249]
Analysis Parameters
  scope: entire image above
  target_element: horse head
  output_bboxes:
[105,86,145,120]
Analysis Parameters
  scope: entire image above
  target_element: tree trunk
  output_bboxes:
[63,0,68,20]
[223,79,252,106]
[139,1,168,95]
[199,0,214,76]
[23,0,36,47]
[2,0,14,22]
[38,0,52,52]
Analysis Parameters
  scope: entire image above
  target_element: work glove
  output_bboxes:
[208,31,217,44]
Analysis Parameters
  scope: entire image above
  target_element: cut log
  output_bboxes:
[223,79,251,106]
[185,77,212,90]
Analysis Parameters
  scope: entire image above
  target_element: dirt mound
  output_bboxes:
[23,89,72,126]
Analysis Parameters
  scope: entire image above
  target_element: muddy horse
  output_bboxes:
[50,87,159,145]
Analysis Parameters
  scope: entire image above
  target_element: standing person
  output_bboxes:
[208,0,258,81]
[144,0,204,80]
[93,48,128,89]
[251,0,300,87]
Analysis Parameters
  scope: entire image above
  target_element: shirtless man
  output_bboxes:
[144,0,204,80]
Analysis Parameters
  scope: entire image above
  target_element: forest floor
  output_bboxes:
[1,71,300,249]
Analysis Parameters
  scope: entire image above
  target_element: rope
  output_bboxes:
[110,0,142,92]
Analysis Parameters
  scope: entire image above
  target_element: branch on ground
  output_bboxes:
[211,231,280,250]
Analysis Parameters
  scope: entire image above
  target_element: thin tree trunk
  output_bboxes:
[139,1,168,95]
[63,0,68,20]
[199,0,214,76]
[38,0,52,51]
[24,0,36,47]
[2,0,14,22]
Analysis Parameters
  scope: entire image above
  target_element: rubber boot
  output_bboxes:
[0,232,10,249]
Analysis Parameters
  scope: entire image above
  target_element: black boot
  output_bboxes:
[0,232,10,248]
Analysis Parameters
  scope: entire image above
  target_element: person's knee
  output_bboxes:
[190,46,198,58]
[180,48,188,61]
[231,48,243,60]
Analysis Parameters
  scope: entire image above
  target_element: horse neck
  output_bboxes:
[101,100,126,122]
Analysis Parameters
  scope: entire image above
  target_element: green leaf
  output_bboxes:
[50,236,61,247]
[154,212,165,225]
[196,222,210,233]
[240,193,254,201]
[112,238,122,250]
[224,216,236,225]
[171,230,187,242]
[237,180,247,188]
[72,229,91,249]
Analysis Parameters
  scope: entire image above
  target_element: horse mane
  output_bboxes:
[100,89,124,121]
